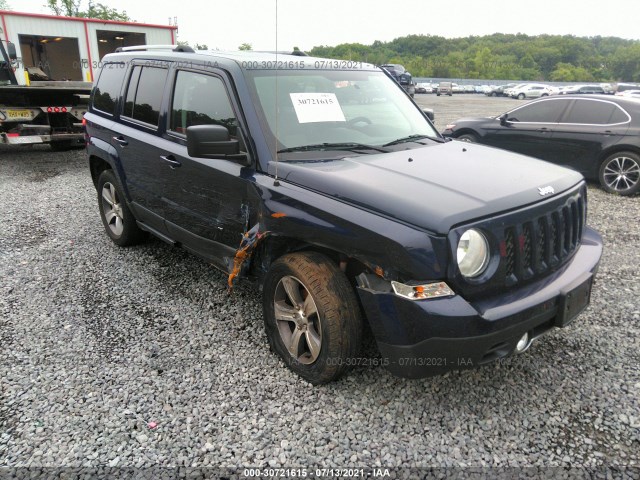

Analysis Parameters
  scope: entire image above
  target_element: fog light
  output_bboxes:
[391,281,454,300]
[515,332,531,353]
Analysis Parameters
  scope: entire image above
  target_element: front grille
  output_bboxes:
[450,183,587,300]
[503,192,585,287]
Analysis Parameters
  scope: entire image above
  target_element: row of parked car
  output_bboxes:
[416,82,487,94]
[485,82,640,100]
[415,81,640,99]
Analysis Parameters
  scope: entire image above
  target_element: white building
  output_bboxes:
[0,10,177,84]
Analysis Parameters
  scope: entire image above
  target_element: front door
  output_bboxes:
[156,68,256,268]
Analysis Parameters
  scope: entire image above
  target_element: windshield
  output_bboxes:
[245,69,439,160]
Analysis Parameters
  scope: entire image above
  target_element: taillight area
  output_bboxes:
[46,106,69,113]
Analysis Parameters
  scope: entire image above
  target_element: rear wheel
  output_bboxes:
[262,252,362,384]
[97,169,146,246]
[598,151,640,196]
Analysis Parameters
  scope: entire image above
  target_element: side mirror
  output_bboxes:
[6,42,17,61]
[499,113,508,125]
[186,124,248,164]
[422,108,435,121]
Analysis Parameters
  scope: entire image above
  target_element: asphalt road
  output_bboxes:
[413,92,516,131]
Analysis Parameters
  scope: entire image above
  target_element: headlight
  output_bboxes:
[457,229,490,278]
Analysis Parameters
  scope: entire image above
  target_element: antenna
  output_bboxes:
[273,0,280,187]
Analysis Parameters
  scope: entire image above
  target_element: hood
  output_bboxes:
[450,116,496,124]
[272,141,584,234]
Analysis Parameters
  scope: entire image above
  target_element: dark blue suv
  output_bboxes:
[85,46,603,384]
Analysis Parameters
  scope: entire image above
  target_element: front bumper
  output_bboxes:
[356,227,603,379]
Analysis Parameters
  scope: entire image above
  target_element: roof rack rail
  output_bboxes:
[115,45,195,53]
[252,49,308,57]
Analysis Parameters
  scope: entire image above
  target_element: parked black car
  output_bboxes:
[442,95,640,195]
[85,47,602,384]
[558,85,605,95]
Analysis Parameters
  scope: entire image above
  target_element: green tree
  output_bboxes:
[308,33,640,82]
[611,44,640,82]
[238,43,252,51]
[0,0,11,10]
[47,0,130,21]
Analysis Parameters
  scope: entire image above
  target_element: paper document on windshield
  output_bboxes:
[290,93,346,123]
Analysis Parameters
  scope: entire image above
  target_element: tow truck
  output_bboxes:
[0,39,91,150]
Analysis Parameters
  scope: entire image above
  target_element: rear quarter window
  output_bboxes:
[92,63,126,115]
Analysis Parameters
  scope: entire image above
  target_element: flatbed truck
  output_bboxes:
[1,40,91,150]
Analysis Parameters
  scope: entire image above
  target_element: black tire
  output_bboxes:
[490,92,497,97]
[97,169,146,246]
[262,252,362,384]
[517,93,526,100]
[457,133,479,143]
[598,151,640,196]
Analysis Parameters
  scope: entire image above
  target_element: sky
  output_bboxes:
[7,0,640,51]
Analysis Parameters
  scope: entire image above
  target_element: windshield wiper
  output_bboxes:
[382,134,442,147]
[277,142,390,154]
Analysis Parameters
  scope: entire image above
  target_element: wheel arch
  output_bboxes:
[248,235,370,287]
[89,155,113,189]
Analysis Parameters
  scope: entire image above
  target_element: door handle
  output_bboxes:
[112,135,128,146]
[160,154,182,169]
[537,127,550,133]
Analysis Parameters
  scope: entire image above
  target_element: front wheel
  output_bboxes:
[262,252,362,384]
[457,133,479,143]
[598,151,640,195]
[517,93,525,100]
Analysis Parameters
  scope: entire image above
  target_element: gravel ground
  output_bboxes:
[1,96,639,476]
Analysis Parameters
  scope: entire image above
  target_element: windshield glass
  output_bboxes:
[245,68,439,160]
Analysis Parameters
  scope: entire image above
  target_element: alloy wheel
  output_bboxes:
[602,155,640,193]
[273,275,322,364]
[101,182,124,236]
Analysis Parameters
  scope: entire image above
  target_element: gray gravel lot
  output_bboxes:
[1,95,639,474]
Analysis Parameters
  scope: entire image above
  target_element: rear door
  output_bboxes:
[548,98,630,176]
[110,63,170,234]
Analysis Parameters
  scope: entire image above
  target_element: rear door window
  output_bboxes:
[561,99,629,125]
[122,66,168,127]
